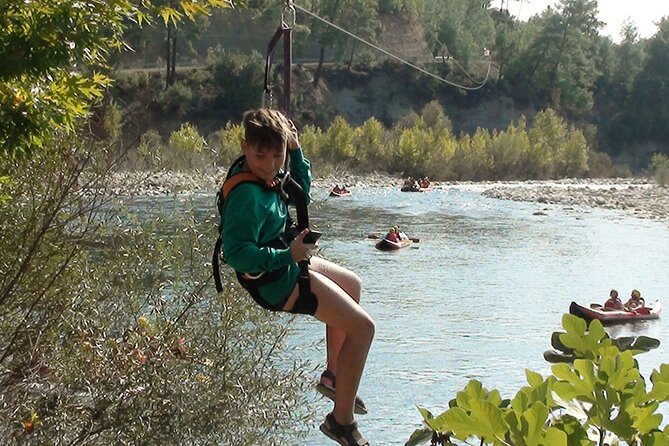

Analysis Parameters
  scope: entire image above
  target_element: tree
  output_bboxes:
[508,0,603,119]
[304,0,382,84]
[629,18,669,147]
[593,22,646,152]
[0,0,232,158]
[423,0,495,69]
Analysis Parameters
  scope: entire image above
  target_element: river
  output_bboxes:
[278,185,669,445]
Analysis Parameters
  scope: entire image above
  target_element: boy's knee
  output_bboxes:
[350,274,363,301]
[359,314,375,340]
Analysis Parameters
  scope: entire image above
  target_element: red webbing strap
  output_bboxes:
[283,22,292,116]
[263,21,292,117]
[222,172,264,199]
[263,25,284,100]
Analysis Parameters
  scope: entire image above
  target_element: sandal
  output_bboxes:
[320,413,370,446]
[315,370,368,415]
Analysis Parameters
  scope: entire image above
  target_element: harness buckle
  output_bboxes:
[241,272,266,280]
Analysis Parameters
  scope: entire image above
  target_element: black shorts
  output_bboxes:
[237,272,318,316]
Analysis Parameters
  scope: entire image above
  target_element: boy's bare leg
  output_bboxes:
[283,269,374,424]
[309,257,362,381]
[311,271,374,424]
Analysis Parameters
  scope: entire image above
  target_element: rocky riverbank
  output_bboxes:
[480,178,669,223]
[106,169,399,196]
[107,170,668,223]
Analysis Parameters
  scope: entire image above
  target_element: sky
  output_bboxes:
[507,0,669,41]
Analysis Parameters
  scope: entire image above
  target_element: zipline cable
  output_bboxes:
[292,2,491,91]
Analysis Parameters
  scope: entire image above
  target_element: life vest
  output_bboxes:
[212,155,315,311]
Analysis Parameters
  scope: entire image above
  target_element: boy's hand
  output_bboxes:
[290,228,317,261]
[287,119,300,151]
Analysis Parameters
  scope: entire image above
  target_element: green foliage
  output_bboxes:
[353,117,388,170]
[167,123,208,170]
[506,0,602,119]
[528,108,589,178]
[157,82,195,118]
[629,18,669,145]
[299,124,325,162]
[208,122,244,168]
[0,0,232,158]
[103,100,124,144]
[134,129,165,170]
[423,0,495,69]
[407,314,668,446]
[488,118,531,179]
[229,105,591,180]
[125,122,211,172]
[119,103,596,181]
[322,116,356,162]
[650,153,669,187]
[587,151,614,178]
[0,136,311,444]
[206,46,264,112]
[308,0,382,63]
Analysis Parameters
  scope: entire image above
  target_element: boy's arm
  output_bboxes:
[222,185,294,274]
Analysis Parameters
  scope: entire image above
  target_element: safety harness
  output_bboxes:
[212,155,316,313]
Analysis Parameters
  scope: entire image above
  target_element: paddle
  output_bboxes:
[366,233,420,243]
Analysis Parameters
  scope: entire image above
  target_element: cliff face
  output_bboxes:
[290,62,534,135]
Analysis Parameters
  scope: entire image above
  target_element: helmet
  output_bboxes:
[631,289,641,298]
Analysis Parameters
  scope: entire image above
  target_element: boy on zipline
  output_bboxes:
[221,108,375,446]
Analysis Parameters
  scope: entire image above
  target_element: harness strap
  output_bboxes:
[213,168,277,293]
[280,176,317,309]
[212,236,223,292]
[222,172,277,200]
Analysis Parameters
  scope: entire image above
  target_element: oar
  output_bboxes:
[366,234,420,242]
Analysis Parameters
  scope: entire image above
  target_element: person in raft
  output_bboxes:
[222,108,375,446]
[385,227,400,243]
[624,289,645,311]
[603,289,624,311]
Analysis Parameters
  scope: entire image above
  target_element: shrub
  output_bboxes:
[650,153,669,187]
[206,46,264,112]
[323,116,356,163]
[353,117,386,171]
[420,100,452,135]
[134,129,165,170]
[0,135,312,445]
[587,150,614,178]
[156,82,194,118]
[300,124,325,163]
[408,314,669,446]
[167,122,207,170]
[208,122,244,168]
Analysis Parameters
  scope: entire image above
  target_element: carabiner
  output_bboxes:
[262,89,273,109]
[281,3,296,28]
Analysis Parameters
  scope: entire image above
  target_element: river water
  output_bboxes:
[275,185,669,445]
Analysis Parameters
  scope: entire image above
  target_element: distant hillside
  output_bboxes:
[115,9,527,141]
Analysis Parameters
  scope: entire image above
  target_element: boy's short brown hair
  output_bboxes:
[243,108,295,151]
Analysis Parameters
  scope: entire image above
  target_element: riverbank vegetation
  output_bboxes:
[129,102,603,180]
[1,2,313,444]
[0,135,314,444]
[110,0,669,172]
